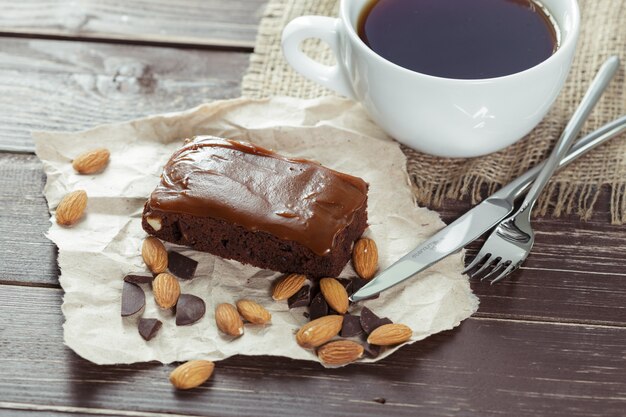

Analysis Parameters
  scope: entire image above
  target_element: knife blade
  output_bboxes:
[350,115,626,302]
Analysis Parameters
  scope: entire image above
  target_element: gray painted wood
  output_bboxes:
[0,37,249,152]
[0,0,266,48]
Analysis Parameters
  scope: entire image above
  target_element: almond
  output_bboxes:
[142,236,168,273]
[72,148,110,174]
[352,238,378,280]
[317,340,364,366]
[236,299,271,325]
[152,273,180,309]
[367,323,413,346]
[55,190,88,226]
[320,278,349,314]
[296,315,343,349]
[169,360,215,390]
[272,273,307,301]
[215,303,244,337]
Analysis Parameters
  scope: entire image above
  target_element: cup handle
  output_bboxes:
[281,16,355,99]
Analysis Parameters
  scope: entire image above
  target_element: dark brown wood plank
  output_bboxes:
[0,37,249,152]
[0,0,266,48]
[1,285,624,417]
[437,197,626,326]
[2,152,625,326]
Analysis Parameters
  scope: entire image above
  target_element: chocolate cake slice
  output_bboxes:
[142,136,368,277]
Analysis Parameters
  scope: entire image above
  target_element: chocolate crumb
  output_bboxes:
[121,282,145,317]
[175,294,206,326]
[373,397,386,404]
[138,318,162,341]
[364,343,383,358]
[167,251,198,280]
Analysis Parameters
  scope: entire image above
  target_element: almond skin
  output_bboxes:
[352,238,378,280]
[72,148,110,174]
[142,236,168,273]
[215,303,244,336]
[236,299,271,325]
[317,340,364,366]
[320,278,349,314]
[296,315,343,349]
[169,360,215,390]
[152,273,180,309]
[367,323,413,346]
[272,273,307,301]
[55,190,88,226]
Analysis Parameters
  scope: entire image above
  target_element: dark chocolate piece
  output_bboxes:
[373,397,386,404]
[350,277,379,300]
[121,282,145,317]
[138,318,162,341]
[288,285,311,308]
[360,307,392,334]
[175,294,206,326]
[309,292,329,320]
[363,343,383,358]
[341,314,363,337]
[142,137,369,278]
[336,278,353,294]
[124,274,154,284]
[167,251,198,280]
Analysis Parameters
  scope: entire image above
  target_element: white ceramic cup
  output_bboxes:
[282,0,580,158]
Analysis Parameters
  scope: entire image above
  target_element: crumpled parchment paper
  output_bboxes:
[34,96,478,366]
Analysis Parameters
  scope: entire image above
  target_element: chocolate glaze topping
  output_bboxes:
[148,136,368,256]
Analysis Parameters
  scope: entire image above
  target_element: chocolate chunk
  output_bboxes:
[364,343,382,358]
[373,397,386,404]
[121,282,145,317]
[124,274,154,284]
[167,251,198,280]
[336,278,353,294]
[138,318,162,341]
[309,292,329,320]
[341,314,363,337]
[360,307,392,334]
[351,277,379,300]
[288,285,311,308]
[175,294,206,325]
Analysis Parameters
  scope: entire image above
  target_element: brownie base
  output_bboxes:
[142,203,368,278]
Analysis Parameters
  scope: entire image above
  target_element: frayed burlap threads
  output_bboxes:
[242,0,626,224]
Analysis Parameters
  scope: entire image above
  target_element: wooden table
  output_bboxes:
[1,2,625,416]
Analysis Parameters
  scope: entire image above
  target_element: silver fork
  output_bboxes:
[464,56,620,284]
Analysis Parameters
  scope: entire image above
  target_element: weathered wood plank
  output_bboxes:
[2,153,625,325]
[1,285,624,417]
[0,0,266,48]
[0,37,249,152]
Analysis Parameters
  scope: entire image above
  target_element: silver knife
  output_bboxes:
[351,115,626,302]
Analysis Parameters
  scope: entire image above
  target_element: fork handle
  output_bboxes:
[518,56,620,212]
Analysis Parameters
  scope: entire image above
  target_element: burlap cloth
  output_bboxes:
[242,0,626,224]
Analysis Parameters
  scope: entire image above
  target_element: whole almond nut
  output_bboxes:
[352,238,378,280]
[215,303,244,336]
[152,273,180,309]
[367,323,413,346]
[142,236,168,273]
[72,148,110,174]
[236,299,271,325]
[169,360,215,390]
[320,278,349,314]
[296,315,343,349]
[272,273,307,301]
[55,190,88,226]
[317,340,364,366]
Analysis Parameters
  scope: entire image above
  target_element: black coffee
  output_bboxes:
[358,0,558,79]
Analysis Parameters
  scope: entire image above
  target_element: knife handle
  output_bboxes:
[492,114,626,203]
